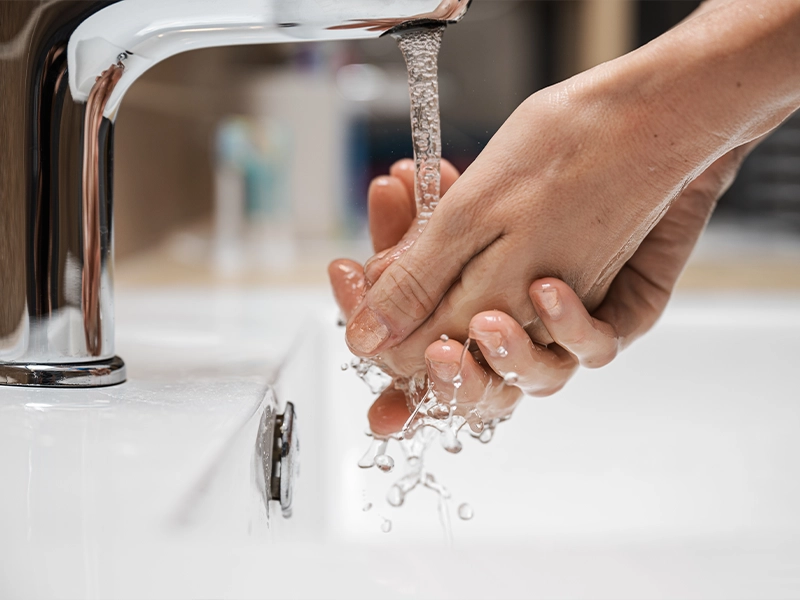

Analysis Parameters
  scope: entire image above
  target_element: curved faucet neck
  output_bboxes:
[0,0,469,386]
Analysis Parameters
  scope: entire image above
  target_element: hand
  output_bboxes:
[342,0,800,378]
[330,159,529,436]
[333,140,757,434]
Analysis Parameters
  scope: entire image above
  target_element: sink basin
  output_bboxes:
[1,288,799,599]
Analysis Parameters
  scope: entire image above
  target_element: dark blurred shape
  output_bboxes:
[636,0,700,46]
[721,112,800,226]
[633,0,800,227]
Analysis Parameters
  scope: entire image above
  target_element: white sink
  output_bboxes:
[2,288,800,599]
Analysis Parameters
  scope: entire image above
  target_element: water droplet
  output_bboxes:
[440,334,449,342]
[457,503,474,520]
[503,371,519,385]
[496,345,509,358]
[440,428,463,454]
[452,374,463,389]
[387,485,405,507]
[468,418,484,433]
[358,438,388,468]
[381,519,392,533]
[375,454,395,473]
[340,363,349,371]
[478,427,494,444]
[362,502,372,512]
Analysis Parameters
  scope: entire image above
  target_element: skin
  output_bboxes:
[331,135,755,434]
[341,0,800,382]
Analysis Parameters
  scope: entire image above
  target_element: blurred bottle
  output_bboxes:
[213,116,295,274]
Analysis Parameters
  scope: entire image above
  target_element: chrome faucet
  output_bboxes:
[0,0,469,387]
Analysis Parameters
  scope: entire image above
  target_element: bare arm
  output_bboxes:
[345,0,800,370]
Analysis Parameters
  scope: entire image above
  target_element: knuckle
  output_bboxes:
[374,263,436,322]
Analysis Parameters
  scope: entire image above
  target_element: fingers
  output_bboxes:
[388,159,417,216]
[528,279,620,369]
[590,146,749,347]
[440,160,460,194]
[390,157,461,202]
[538,144,754,355]
[425,338,489,405]
[425,338,521,422]
[328,259,366,320]
[368,176,415,253]
[368,388,411,436]
[364,159,461,283]
[347,201,497,356]
[331,156,461,321]
[469,310,578,395]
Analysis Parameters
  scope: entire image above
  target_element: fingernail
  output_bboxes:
[469,326,508,358]
[533,285,562,319]
[347,306,390,355]
[427,359,459,381]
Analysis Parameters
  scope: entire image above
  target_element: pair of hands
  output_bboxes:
[328,0,794,434]
[329,138,753,435]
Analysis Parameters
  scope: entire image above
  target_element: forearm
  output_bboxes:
[689,0,740,20]
[580,0,800,196]
[650,0,800,141]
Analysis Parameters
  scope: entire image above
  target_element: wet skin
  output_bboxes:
[330,142,757,434]
[341,0,800,387]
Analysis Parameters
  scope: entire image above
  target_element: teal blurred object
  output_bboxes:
[216,117,292,222]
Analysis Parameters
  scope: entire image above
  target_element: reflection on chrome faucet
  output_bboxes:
[0,0,470,388]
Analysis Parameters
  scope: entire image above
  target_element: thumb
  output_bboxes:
[345,197,496,356]
[328,259,366,319]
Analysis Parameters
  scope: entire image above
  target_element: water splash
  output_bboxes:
[347,25,511,536]
[358,437,388,469]
[350,357,393,394]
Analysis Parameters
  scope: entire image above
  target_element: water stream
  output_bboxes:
[349,25,506,538]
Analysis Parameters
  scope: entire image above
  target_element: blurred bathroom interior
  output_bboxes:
[113,0,800,290]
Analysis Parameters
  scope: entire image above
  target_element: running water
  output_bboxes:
[349,25,509,536]
[394,25,444,231]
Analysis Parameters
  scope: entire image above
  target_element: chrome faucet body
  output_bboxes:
[0,0,468,387]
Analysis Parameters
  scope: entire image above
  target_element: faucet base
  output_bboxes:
[0,356,126,388]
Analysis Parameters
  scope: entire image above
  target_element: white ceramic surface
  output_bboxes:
[2,288,800,599]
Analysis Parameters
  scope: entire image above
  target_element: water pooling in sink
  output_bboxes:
[340,24,521,538]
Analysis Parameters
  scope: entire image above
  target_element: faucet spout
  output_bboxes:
[0,0,469,387]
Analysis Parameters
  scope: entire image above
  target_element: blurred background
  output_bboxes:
[113,0,800,289]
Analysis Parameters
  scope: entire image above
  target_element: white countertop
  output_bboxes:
[2,288,800,599]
